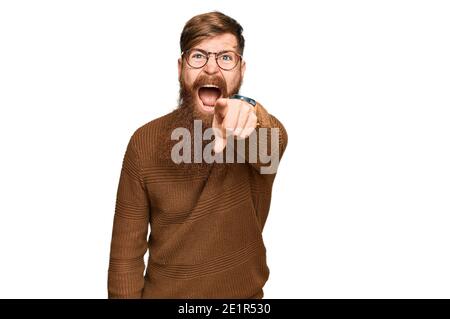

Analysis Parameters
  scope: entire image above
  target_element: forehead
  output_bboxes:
[194,33,238,52]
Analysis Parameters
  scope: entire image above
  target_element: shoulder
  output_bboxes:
[127,108,180,162]
[134,109,178,138]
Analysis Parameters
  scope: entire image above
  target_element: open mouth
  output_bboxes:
[197,85,222,113]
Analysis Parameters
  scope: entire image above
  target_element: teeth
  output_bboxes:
[202,84,219,88]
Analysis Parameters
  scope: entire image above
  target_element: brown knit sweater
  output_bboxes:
[108,102,288,298]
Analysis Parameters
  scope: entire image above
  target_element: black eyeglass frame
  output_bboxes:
[181,48,243,71]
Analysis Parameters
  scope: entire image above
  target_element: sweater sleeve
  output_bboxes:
[236,102,288,174]
[108,133,150,298]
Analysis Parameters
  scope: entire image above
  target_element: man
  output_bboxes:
[108,11,288,299]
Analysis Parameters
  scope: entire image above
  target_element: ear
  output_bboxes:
[178,57,182,81]
[240,59,246,79]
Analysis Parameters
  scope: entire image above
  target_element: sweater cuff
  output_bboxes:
[254,102,271,128]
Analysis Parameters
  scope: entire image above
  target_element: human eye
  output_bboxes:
[191,51,206,60]
[219,53,234,61]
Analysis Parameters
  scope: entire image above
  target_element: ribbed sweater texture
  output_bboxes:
[108,103,288,298]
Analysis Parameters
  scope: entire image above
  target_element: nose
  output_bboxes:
[203,54,220,75]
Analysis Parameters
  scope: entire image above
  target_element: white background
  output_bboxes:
[0,0,449,298]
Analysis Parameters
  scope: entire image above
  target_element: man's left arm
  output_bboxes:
[243,101,288,174]
[213,98,288,174]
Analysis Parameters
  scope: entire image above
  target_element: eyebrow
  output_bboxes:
[193,47,237,53]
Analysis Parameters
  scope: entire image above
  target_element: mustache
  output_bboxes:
[192,74,228,97]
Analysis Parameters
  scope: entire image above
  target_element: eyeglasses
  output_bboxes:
[181,48,242,71]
